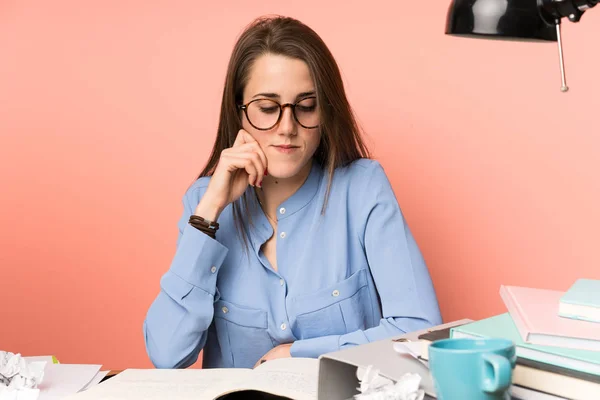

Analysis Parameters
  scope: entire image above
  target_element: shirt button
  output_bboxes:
[332,290,340,297]
[280,279,285,286]
[210,266,217,273]
[222,306,229,314]
[280,323,287,330]
[279,207,286,215]
[280,232,286,239]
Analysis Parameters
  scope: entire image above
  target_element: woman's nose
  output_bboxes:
[277,106,297,135]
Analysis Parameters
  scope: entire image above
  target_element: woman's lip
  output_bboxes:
[273,145,299,153]
[273,145,299,149]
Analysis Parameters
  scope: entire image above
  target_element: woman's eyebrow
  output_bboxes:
[252,92,279,99]
[251,91,316,100]
[296,91,315,99]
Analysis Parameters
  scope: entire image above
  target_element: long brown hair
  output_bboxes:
[199,15,370,245]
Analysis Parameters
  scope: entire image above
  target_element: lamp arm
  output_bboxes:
[538,0,597,92]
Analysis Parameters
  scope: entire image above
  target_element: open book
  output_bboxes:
[64,358,319,400]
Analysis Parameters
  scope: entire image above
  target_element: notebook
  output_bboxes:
[450,313,600,376]
[500,285,600,351]
[559,279,600,323]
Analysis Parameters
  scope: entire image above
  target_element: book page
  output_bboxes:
[213,358,319,400]
[65,359,319,400]
[63,368,254,400]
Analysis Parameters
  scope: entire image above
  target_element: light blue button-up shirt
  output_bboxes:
[143,159,442,369]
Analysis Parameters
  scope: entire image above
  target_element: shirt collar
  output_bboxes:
[245,160,324,250]
[246,191,272,251]
[278,160,323,220]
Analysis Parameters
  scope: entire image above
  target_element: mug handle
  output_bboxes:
[481,353,512,393]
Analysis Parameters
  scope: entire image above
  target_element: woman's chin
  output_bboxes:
[267,169,299,180]
[266,163,306,180]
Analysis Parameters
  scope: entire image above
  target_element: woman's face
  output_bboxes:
[241,53,321,180]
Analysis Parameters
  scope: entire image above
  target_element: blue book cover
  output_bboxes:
[450,313,600,376]
[560,279,600,323]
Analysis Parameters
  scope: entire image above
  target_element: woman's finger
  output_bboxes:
[226,144,266,180]
[232,129,257,147]
[220,153,259,186]
[231,130,268,175]
[242,151,265,186]
[251,142,268,174]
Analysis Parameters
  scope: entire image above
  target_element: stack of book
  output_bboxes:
[419,279,600,400]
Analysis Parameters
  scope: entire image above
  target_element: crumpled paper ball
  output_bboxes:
[0,351,45,400]
[355,365,425,400]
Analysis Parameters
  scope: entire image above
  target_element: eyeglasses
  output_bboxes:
[238,97,320,131]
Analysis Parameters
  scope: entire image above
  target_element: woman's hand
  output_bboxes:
[195,129,267,221]
[253,343,293,368]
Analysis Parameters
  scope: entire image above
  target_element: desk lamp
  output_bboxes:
[446,0,598,92]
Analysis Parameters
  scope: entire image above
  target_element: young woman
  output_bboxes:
[144,15,441,370]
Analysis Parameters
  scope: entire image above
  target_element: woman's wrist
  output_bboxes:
[194,196,225,222]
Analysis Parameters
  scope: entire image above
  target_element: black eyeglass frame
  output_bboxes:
[237,96,320,131]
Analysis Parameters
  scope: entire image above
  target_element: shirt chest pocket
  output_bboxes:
[289,269,372,340]
[213,300,276,368]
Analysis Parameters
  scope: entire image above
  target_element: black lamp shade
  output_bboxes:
[446,0,558,41]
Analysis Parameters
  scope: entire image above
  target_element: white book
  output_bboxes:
[63,358,318,400]
[510,385,567,400]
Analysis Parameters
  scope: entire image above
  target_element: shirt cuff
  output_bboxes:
[169,223,229,294]
[290,335,341,359]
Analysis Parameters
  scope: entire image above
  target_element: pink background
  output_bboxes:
[1,1,599,370]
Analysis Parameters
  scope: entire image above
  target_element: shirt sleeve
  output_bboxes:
[143,182,229,368]
[290,161,442,358]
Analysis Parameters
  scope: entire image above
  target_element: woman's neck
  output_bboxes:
[256,160,313,221]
